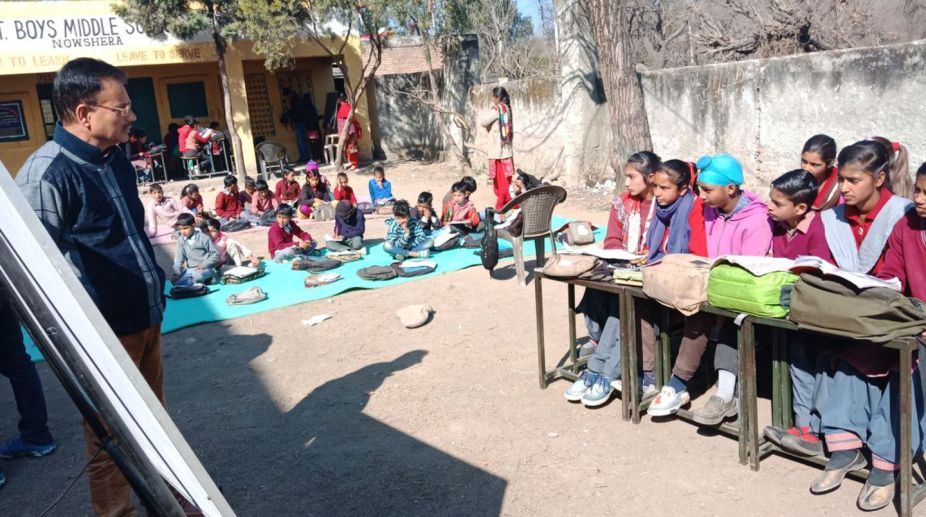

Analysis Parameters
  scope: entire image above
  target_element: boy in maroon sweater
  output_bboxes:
[764,169,833,456]
[269,204,316,262]
[215,175,247,223]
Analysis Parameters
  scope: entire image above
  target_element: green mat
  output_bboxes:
[25,217,601,360]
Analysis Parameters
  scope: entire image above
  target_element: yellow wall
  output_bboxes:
[0,0,373,175]
[0,74,49,173]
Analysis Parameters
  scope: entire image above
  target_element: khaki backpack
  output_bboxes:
[789,273,926,343]
[642,254,712,316]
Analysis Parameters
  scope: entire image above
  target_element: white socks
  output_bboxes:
[716,369,737,403]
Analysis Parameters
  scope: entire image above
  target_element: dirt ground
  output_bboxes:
[0,161,897,516]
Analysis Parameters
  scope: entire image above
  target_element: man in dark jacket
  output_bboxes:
[16,57,167,517]
[284,88,310,162]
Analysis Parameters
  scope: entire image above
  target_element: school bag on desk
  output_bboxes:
[707,256,798,318]
[789,272,926,343]
[642,253,711,315]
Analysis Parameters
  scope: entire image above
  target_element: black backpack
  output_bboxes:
[393,261,437,277]
[481,208,499,273]
[358,265,398,281]
[168,283,211,299]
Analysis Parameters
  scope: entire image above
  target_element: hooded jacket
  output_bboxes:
[702,189,772,258]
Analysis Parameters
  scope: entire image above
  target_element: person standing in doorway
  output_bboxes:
[16,57,171,517]
[284,88,310,163]
[478,86,515,210]
[300,92,322,161]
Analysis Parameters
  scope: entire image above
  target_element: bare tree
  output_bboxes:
[588,1,653,174]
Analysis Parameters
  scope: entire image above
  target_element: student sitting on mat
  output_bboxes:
[145,183,184,239]
[215,175,249,226]
[648,153,772,421]
[173,213,220,284]
[761,169,833,456]
[442,181,482,233]
[327,200,365,252]
[269,204,316,262]
[250,179,279,224]
[369,166,395,206]
[276,168,302,207]
[411,192,442,235]
[802,141,915,510]
[181,183,204,219]
[384,200,432,260]
[202,218,260,269]
[565,151,661,407]
[333,172,358,206]
[298,170,331,219]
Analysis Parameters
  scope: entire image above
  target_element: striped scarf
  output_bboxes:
[497,102,513,146]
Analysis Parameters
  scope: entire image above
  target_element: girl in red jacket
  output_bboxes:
[566,151,660,407]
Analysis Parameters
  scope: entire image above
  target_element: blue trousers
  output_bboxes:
[0,301,52,445]
[818,356,926,469]
[580,290,622,380]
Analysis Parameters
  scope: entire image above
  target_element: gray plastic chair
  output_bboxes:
[496,185,568,286]
[256,141,288,180]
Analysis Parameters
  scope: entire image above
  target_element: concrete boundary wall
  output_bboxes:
[640,40,926,191]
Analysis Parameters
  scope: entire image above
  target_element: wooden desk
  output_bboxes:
[532,269,923,516]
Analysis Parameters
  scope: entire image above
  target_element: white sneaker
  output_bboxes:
[564,371,597,402]
[359,247,367,256]
[647,386,690,417]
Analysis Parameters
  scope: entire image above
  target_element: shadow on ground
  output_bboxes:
[167,337,507,516]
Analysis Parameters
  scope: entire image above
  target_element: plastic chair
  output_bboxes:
[256,141,288,181]
[495,185,568,286]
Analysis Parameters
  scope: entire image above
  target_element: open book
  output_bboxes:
[223,265,259,278]
[790,256,902,291]
[712,255,902,291]
[432,228,458,247]
[559,242,644,262]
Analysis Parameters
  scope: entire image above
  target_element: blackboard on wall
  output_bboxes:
[0,100,29,143]
[167,82,209,119]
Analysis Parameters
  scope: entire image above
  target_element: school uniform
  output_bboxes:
[173,229,220,283]
[577,192,657,381]
[770,212,833,431]
[333,185,358,205]
[214,189,245,221]
[275,179,301,205]
[268,220,313,260]
[815,190,916,470]
[145,196,183,238]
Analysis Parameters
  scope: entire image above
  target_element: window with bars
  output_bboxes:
[245,73,275,137]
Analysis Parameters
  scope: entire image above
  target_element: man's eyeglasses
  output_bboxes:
[88,103,133,118]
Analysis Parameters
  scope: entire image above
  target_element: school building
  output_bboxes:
[0,1,373,176]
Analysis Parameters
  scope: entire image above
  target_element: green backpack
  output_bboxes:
[707,263,798,318]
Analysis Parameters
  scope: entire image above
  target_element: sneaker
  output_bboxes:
[581,375,614,407]
[359,247,368,256]
[647,386,690,417]
[612,377,659,404]
[412,249,430,259]
[394,254,407,262]
[779,430,825,457]
[691,396,738,426]
[0,437,56,459]
[564,371,597,402]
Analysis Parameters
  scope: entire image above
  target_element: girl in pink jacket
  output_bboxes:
[649,153,773,421]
